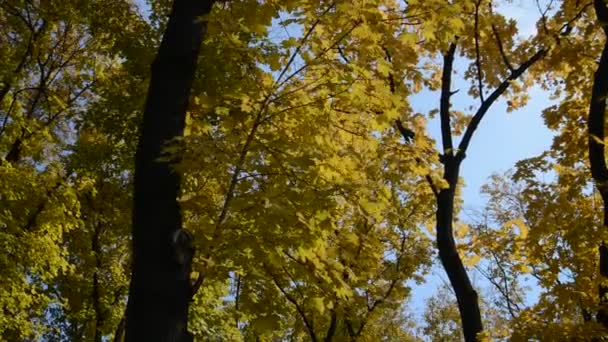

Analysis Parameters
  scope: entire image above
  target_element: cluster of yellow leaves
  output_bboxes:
[0,0,151,339]
[3,0,608,340]
[166,0,450,339]
[0,163,79,338]
[465,163,608,339]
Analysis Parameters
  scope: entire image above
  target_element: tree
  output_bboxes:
[587,0,608,329]
[421,284,464,342]
[178,1,439,339]
[4,0,608,340]
[474,0,608,337]
[125,0,216,340]
[0,0,144,339]
[468,169,606,339]
[406,1,546,339]
[420,283,511,341]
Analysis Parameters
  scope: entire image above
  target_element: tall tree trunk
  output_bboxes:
[125,0,215,341]
[434,42,484,341]
[92,222,104,342]
[436,157,483,342]
[588,0,608,329]
[433,32,543,340]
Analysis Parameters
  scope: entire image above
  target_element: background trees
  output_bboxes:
[1,0,608,341]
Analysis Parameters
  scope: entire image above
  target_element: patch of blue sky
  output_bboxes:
[133,0,559,331]
[408,0,558,328]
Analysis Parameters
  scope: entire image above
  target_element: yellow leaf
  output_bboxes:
[312,297,325,314]
[464,254,481,267]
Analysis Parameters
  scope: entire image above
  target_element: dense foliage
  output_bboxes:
[1,0,608,340]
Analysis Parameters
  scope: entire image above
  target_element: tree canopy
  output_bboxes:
[1,0,608,341]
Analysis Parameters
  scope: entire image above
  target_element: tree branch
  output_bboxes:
[535,0,553,36]
[0,14,46,105]
[337,45,350,63]
[395,119,415,143]
[595,0,608,36]
[273,4,333,86]
[491,24,514,73]
[324,310,337,342]
[440,42,457,156]
[474,0,485,103]
[274,19,362,91]
[488,2,514,73]
[268,268,319,342]
[457,48,546,158]
[190,273,204,299]
[113,317,126,342]
[560,2,593,37]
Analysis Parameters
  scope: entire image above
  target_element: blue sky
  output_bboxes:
[415,0,554,210]
[417,83,554,210]
[135,0,554,209]
[408,0,555,323]
[408,82,554,324]
[135,0,555,330]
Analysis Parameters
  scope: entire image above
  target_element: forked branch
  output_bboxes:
[457,48,545,158]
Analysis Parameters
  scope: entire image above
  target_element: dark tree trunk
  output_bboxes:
[125,0,215,341]
[5,137,22,163]
[436,157,483,342]
[434,42,484,342]
[92,222,103,342]
[588,0,608,329]
[433,32,543,340]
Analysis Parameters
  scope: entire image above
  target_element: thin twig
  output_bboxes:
[474,0,485,103]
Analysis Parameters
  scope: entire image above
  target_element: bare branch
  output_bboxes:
[488,2,514,72]
[0,14,47,104]
[324,311,337,342]
[535,0,553,36]
[395,119,415,142]
[491,25,514,73]
[38,81,95,131]
[190,273,204,299]
[337,45,350,63]
[440,41,458,156]
[274,19,362,91]
[113,318,126,342]
[559,2,593,37]
[386,49,438,196]
[234,274,241,327]
[474,0,485,103]
[457,48,546,158]
[475,251,521,320]
[394,121,438,196]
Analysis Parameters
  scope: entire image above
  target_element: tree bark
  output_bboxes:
[435,42,484,342]
[588,0,608,329]
[125,0,215,341]
[436,156,483,342]
[92,222,104,342]
[434,34,543,341]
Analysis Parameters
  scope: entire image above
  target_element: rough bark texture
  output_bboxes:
[125,0,214,341]
[589,0,608,329]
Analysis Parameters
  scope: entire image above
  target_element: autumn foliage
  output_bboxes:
[1,0,608,341]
